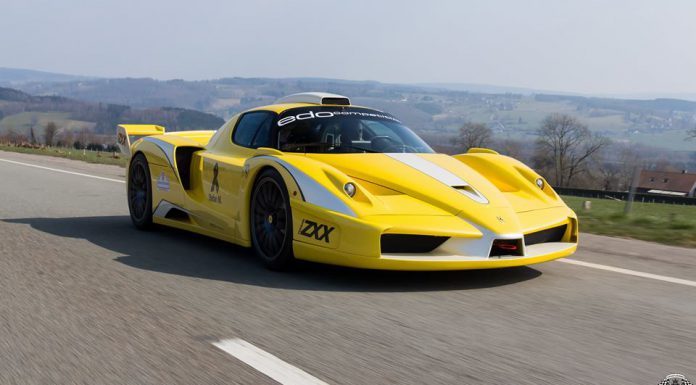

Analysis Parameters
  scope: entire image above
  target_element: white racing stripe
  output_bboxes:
[385,153,488,204]
[386,153,466,186]
[558,258,696,288]
[0,157,125,184]
[213,338,330,385]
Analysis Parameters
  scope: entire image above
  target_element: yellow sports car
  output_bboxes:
[117,92,577,270]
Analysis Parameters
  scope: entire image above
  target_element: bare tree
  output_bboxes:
[493,138,527,160]
[596,161,621,190]
[77,127,94,146]
[59,129,74,148]
[29,114,38,145]
[44,121,57,147]
[4,127,26,144]
[29,126,37,145]
[535,114,609,187]
[616,145,642,190]
[454,122,492,150]
[589,143,641,191]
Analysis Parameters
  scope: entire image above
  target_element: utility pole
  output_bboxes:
[624,165,642,215]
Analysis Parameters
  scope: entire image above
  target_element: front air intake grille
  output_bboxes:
[524,224,567,246]
[490,239,524,257]
[380,234,449,253]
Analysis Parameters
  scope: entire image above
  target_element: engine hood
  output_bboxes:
[304,153,565,231]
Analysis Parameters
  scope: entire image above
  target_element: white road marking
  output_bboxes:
[0,157,125,184]
[213,338,330,385]
[559,258,696,288]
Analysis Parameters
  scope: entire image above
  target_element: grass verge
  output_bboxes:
[0,145,126,167]
[562,195,696,248]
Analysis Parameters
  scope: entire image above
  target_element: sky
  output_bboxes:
[1,0,696,95]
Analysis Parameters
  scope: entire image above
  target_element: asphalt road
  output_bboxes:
[0,150,694,385]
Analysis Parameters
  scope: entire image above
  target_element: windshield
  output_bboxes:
[276,107,434,153]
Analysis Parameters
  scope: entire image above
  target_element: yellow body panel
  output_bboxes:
[121,100,578,270]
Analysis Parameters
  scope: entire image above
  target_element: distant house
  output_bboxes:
[637,170,696,197]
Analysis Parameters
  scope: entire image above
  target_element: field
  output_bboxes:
[562,195,696,247]
[0,145,125,166]
[0,111,95,135]
[630,128,695,151]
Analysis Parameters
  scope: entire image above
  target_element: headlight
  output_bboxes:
[344,182,356,197]
[535,178,545,189]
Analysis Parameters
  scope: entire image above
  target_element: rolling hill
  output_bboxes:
[0,67,92,85]
[3,68,696,151]
[0,87,224,140]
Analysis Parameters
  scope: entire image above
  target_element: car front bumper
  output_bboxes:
[290,201,579,271]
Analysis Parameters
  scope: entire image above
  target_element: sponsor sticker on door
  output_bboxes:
[157,171,170,192]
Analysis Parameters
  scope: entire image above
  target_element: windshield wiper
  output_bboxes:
[333,145,379,153]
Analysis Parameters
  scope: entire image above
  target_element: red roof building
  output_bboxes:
[637,170,696,197]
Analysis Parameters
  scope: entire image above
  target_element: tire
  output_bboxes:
[250,168,294,270]
[128,153,154,230]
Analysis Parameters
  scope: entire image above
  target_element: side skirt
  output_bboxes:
[152,200,250,247]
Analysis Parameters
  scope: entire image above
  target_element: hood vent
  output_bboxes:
[453,185,488,204]
[385,153,489,204]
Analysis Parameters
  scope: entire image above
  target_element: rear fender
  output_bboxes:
[130,135,207,219]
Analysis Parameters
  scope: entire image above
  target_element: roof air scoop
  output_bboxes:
[276,92,351,106]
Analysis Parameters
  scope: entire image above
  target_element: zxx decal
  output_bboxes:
[299,219,335,243]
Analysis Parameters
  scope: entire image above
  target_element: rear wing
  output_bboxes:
[116,124,165,157]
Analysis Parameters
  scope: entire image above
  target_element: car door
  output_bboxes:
[198,111,276,239]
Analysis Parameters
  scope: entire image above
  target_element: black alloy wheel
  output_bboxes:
[128,153,153,229]
[250,169,294,270]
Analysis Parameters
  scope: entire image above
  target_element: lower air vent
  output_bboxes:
[524,224,567,246]
[165,208,190,221]
[381,234,449,253]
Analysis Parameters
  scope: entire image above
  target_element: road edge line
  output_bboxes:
[0,157,124,184]
[558,258,696,288]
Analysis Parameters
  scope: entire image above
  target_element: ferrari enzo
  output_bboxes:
[118,92,578,270]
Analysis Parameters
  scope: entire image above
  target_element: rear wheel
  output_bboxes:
[128,153,153,229]
[250,169,294,270]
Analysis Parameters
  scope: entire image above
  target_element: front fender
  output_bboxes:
[244,153,367,218]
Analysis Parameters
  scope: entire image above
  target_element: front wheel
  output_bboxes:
[250,169,294,270]
[128,153,154,230]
